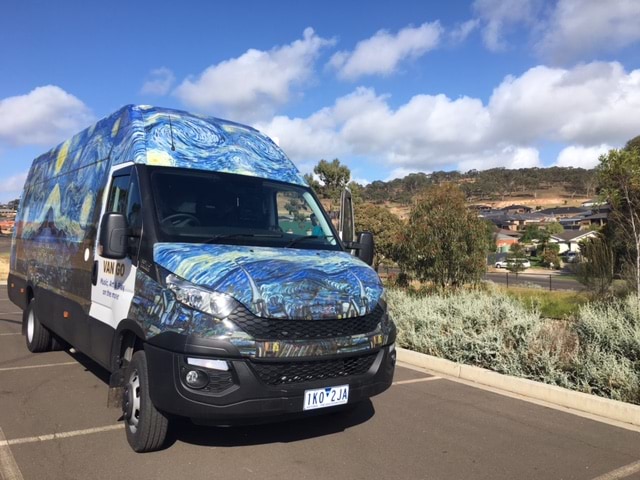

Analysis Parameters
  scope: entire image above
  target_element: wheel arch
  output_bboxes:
[110,319,146,373]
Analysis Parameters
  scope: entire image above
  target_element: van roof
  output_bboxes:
[29,105,306,186]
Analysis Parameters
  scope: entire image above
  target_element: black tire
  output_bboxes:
[50,335,68,351]
[123,350,169,452]
[24,299,53,353]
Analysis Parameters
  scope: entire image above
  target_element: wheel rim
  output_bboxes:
[27,309,35,343]
[124,369,141,434]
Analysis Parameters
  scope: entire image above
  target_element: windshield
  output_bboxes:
[148,167,340,250]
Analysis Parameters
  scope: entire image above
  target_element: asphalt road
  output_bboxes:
[484,271,584,291]
[378,264,584,292]
[1,288,639,480]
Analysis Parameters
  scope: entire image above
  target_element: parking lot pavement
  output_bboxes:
[1,289,639,480]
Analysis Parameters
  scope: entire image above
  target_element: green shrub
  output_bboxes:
[388,288,640,404]
[571,297,640,401]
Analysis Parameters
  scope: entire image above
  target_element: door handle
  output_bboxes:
[91,260,98,286]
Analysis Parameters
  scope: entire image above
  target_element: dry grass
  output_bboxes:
[0,255,8,282]
[498,286,590,319]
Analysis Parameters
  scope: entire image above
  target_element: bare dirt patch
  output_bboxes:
[0,256,8,282]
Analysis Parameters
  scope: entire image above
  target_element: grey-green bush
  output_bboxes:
[388,289,640,404]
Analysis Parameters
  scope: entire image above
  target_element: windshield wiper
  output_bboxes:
[285,235,334,248]
[205,233,282,244]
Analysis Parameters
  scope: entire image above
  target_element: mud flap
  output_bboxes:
[107,369,125,409]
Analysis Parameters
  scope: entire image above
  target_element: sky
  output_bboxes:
[1,0,640,201]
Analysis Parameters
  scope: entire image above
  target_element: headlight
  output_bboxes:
[166,274,238,318]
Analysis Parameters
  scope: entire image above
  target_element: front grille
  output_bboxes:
[230,305,384,340]
[250,353,377,386]
[201,371,235,393]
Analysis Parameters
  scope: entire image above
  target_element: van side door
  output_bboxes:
[89,167,142,366]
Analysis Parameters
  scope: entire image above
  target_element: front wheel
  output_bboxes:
[123,350,169,452]
[24,298,53,353]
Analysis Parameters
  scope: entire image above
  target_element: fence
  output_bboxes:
[484,271,582,292]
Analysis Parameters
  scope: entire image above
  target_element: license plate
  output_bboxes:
[303,385,349,411]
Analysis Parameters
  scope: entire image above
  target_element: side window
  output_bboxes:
[107,172,142,232]
[107,175,130,214]
[126,173,142,233]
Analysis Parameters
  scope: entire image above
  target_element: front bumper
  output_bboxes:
[145,342,396,424]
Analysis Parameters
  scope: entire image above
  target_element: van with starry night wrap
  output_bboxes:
[7,105,396,452]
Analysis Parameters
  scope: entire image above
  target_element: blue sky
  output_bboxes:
[1,0,640,201]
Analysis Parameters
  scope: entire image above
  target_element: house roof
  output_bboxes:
[539,206,590,215]
[582,213,608,220]
[497,228,522,237]
[496,233,519,241]
[551,230,598,243]
[500,204,532,211]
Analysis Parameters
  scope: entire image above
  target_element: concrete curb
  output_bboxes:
[398,347,640,428]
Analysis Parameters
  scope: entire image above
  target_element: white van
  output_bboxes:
[8,105,396,452]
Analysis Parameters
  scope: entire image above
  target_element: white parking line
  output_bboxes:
[0,333,20,337]
[393,376,442,386]
[590,459,640,480]
[0,427,24,480]
[0,424,124,447]
[0,362,78,372]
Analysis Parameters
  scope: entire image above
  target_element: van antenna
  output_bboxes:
[168,115,176,151]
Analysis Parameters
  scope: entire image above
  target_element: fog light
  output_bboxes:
[184,369,209,389]
[389,344,397,365]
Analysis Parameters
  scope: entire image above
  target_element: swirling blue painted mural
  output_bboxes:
[10,104,392,361]
[16,105,306,243]
[11,105,308,301]
[154,243,383,320]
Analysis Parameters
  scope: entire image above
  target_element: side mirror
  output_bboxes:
[344,232,375,266]
[356,232,374,266]
[99,212,130,259]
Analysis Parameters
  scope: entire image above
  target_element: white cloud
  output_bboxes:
[472,0,541,51]
[0,172,27,200]
[537,0,640,63]
[449,19,480,44]
[174,28,333,122]
[0,86,93,147]
[488,62,640,145]
[140,67,175,95]
[328,22,442,80]
[257,61,637,177]
[456,146,542,172]
[554,144,613,169]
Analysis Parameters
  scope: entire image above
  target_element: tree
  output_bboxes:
[576,235,615,298]
[303,173,321,195]
[402,184,491,288]
[313,159,351,207]
[283,196,307,224]
[541,243,561,269]
[347,181,364,205]
[520,225,541,243]
[354,203,404,271]
[545,222,564,235]
[625,135,640,152]
[506,243,528,274]
[597,147,640,298]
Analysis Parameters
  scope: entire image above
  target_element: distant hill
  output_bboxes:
[358,167,596,207]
